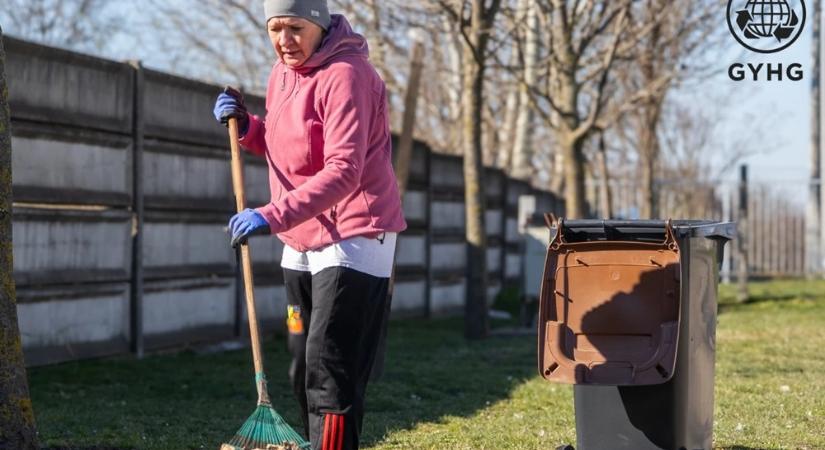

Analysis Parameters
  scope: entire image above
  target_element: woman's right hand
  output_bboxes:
[213,87,249,136]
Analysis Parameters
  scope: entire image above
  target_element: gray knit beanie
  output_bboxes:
[264,0,331,30]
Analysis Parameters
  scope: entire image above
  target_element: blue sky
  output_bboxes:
[712,6,813,186]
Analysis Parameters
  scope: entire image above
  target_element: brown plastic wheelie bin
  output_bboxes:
[538,219,734,450]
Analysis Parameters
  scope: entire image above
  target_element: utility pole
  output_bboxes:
[809,0,822,277]
[737,165,749,303]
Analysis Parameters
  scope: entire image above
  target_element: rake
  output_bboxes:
[220,96,310,450]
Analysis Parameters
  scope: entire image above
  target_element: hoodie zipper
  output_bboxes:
[270,68,299,134]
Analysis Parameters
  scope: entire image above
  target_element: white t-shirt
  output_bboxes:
[280,232,397,278]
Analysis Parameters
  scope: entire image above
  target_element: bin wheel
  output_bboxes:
[555,446,574,450]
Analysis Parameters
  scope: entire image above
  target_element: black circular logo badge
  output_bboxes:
[727,0,806,53]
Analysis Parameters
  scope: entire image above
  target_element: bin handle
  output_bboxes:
[549,217,567,249]
[543,212,557,230]
[663,219,678,251]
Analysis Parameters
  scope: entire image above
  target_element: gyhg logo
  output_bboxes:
[727,0,806,81]
[728,0,806,53]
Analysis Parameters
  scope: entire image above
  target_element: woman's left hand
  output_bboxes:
[228,208,271,247]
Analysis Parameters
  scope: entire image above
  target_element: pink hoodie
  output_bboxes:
[240,15,407,252]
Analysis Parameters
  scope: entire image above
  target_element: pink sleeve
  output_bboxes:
[256,66,369,233]
[238,113,267,157]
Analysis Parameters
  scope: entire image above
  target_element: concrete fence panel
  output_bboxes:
[391,279,427,316]
[485,209,503,236]
[11,123,133,206]
[12,208,132,286]
[486,246,502,274]
[430,154,464,190]
[16,283,130,366]
[143,70,227,146]
[402,190,427,224]
[240,282,290,332]
[431,200,465,230]
[142,215,234,277]
[396,233,426,267]
[5,37,133,133]
[430,280,466,316]
[143,278,235,350]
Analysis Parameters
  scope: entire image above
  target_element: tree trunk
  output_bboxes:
[639,113,659,219]
[462,0,493,340]
[395,36,425,195]
[0,27,39,450]
[549,2,588,218]
[597,133,613,219]
[443,16,463,150]
[497,51,520,172]
[639,78,668,218]
[561,133,588,218]
[638,91,663,219]
[638,2,663,220]
[482,101,500,167]
[555,60,587,218]
[550,150,565,195]
[510,0,539,181]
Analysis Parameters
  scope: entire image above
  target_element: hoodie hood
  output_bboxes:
[292,14,369,74]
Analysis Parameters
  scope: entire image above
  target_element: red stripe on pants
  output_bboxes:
[322,414,345,450]
[330,414,339,450]
[322,415,331,450]
[337,414,345,450]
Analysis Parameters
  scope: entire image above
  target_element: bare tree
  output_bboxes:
[392,6,466,153]
[495,0,723,218]
[508,0,539,181]
[0,0,116,54]
[511,0,634,218]
[497,52,521,171]
[620,0,724,219]
[461,0,502,339]
[142,0,272,92]
[436,0,503,339]
[395,31,427,195]
[594,131,613,218]
[0,27,39,450]
[654,97,762,219]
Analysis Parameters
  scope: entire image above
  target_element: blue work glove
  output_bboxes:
[213,86,249,136]
[228,208,270,247]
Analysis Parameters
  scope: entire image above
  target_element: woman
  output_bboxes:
[212,1,406,449]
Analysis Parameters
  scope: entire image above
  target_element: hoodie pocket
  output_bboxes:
[308,119,325,172]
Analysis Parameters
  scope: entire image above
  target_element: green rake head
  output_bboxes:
[221,403,310,450]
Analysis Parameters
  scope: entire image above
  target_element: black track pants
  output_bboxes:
[284,266,389,450]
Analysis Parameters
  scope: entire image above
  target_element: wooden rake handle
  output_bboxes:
[227,113,270,405]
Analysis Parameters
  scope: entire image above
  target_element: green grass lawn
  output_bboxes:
[28,280,825,450]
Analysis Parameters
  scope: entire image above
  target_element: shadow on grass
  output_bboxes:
[29,318,540,449]
[360,318,538,445]
[719,292,808,314]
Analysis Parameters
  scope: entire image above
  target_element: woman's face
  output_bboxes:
[267,17,324,68]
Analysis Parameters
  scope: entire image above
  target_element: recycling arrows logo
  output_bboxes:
[727,0,806,53]
[735,6,800,41]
